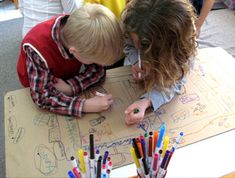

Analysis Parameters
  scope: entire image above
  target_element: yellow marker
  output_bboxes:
[130,147,140,168]
[130,147,143,177]
[162,136,169,157]
[78,149,86,173]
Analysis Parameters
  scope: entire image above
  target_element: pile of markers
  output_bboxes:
[130,123,183,178]
[68,134,113,178]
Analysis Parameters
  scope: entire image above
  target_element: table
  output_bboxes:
[112,129,235,177]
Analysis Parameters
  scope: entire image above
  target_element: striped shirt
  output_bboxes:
[25,16,106,117]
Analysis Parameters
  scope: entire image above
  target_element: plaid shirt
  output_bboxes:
[25,16,105,117]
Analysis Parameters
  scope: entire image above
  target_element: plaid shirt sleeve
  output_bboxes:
[25,46,85,117]
[67,64,106,95]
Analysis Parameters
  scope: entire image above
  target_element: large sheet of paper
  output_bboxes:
[5,47,235,177]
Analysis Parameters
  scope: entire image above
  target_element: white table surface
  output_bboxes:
[111,129,235,177]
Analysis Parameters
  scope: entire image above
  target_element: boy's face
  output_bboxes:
[74,53,94,65]
[69,47,104,65]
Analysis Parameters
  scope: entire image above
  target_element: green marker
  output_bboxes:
[133,108,140,114]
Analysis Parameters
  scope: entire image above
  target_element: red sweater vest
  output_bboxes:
[17,16,82,87]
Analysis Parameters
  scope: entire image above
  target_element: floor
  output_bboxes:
[0,0,22,22]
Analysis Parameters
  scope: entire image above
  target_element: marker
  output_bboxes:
[107,157,111,165]
[106,169,111,178]
[68,170,76,178]
[144,132,149,161]
[130,147,143,177]
[78,149,86,177]
[102,151,109,168]
[89,134,95,178]
[101,164,107,178]
[132,139,145,176]
[157,150,163,169]
[132,138,141,159]
[97,156,102,178]
[70,156,78,168]
[140,136,146,158]
[164,151,173,170]
[95,149,100,176]
[164,132,184,170]
[162,136,169,158]
[138,49,141,79]
[148,135,153,169]
[153,132,158,153]
[142,157,149,178]
[107,161,112,171]
[84,152,90,178]
[72,167,82,178]
[155,123,166,154]
[136,138,144,158]
[133,108,140,114]
[171,132,184,153]
[151,153,158,177]
[160,150,170,170]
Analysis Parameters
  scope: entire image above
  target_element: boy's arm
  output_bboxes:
[66,64,106,95]
[141,77,187,111]
[25,47,85,117]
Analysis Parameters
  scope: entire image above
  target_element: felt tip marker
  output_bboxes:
[70,156,78,168]
[155,123,166,154]
[89,134,95,178]
[68,170,76,178]
[138,49,141,79]
[171,132,184,153]
[72,167,82,178]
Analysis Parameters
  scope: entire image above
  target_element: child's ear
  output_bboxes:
[69,47,80,57]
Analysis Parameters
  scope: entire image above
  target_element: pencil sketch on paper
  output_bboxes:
[4,48,235,177]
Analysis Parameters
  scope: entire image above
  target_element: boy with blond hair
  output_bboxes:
[17,3,123,117]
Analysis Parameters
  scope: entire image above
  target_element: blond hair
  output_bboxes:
[62,3,123,65]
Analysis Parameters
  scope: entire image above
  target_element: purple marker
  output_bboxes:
[102,151,109,166]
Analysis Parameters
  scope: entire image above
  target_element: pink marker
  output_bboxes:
[151,153,158,177]
[72,167,81,178]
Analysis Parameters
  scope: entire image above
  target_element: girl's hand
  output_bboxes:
[53,78,73,96]
[83,94,113,113]
[124,98,151,125]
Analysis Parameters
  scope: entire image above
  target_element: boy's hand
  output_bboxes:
[82,94,113,113]
[132,63,144,80]
[53,78,73,96]
[124,98,151,125]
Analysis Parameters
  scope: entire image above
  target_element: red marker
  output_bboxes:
[72,167,81,178]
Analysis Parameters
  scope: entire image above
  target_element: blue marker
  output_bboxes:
[102,151,109,166]
[155,123,166,154]
[171,132,184,153]
[68,170,76,178]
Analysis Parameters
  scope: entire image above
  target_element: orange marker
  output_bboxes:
[136,138,144,158]
[153,132,158,153]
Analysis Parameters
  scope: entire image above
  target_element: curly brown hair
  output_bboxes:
[122,0,197,91]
